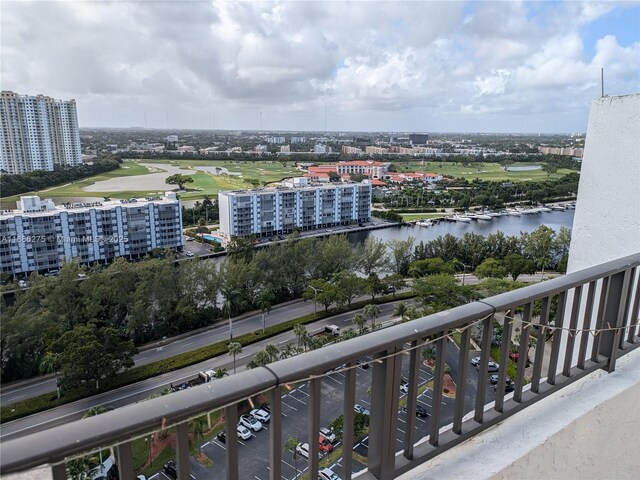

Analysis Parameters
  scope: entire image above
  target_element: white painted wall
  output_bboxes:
[568,94,640,273]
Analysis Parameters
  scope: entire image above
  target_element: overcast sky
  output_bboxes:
[2,1,639,133]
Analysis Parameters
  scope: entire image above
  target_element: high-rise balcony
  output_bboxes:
[1,253,638,480]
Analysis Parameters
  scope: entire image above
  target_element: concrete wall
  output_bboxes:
[568,94,640,273]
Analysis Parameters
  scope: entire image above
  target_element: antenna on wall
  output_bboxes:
[601,67,605,97]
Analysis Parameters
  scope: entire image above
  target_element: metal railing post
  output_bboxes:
[599,270,631,372]
[369,346,402,479]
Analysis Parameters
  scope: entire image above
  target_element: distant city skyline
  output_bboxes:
[2,1,639,133]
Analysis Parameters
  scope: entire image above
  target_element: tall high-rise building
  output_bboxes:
[0,91,83,174]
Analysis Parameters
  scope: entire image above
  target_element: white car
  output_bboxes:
[295,442,322,460]
[470,356,481,366]
[18,280,27,288]
[239,414,262,432]
[185,251,194,257]
[77,273,87,279]
[319,427,336,444]
[400,383,409,394]
[354,404,370,416]
[237,425,252,440]
[319,468,341,480]
[250,408,271,423]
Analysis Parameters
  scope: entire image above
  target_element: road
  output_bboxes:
[0,300,408,441]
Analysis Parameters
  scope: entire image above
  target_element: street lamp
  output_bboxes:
[460,263,470,286]
[309,285,322,318]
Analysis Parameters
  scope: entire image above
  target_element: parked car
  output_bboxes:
[489,374,499,384]
[185,251,194,257]
[239,414,263,432]
[237,425,252,440]
[356,359,369,369]
[250,408,271,423]
[354,404,370,416]
[185,237,195,241]
[318,436,333,453]
[18,280,27,288]
[295,442,322,460]
[319,467,341,480]
[400,378,409,394]
[216,431,227,443]
[44,269,59,277]
[487,361,500,373]
[495,379,515,393]
[319,427,336,443]
[470,356,481,366]
[402,404,429,418]
[260,402,271,413]
[77,273,87,279]
[163,460,177,479]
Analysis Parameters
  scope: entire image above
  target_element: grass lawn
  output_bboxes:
[4,159,302,202]
[138,445,175,478]
[395,161,572,181]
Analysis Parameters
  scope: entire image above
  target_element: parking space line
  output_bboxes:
[212,440,226,450]
[397,416,406,423]
[360,399,370,406]
[324,375,343,387]
[294,388,310,397]
[397,427,405,434]
[285,394,307,406]
[281,400,298,411]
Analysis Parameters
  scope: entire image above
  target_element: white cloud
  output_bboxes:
[0,0,637,132]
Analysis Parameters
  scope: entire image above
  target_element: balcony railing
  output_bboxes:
[1,253,638,480]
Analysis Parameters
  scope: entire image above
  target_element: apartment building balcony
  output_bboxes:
[1,253,638,480]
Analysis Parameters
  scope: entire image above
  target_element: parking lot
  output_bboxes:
[146,339,503,480]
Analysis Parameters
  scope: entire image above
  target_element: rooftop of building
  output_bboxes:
[219,181,371,196]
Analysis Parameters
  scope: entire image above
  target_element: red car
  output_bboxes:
[319,436,334,453]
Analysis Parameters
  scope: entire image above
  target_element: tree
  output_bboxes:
[280,343,297,359]
[228,342,242,374]
[502,253,535,281]
[212,367,228,378]
[364,274,385,301]
[359,237,389,277]
[334,271,366,307]
[293,324,309,352]
[285,436,300,478]
[39,351,61,399]
[353,313,367,335]
[53,323,135,393]
[303,279,339,312]
[165,173,194,190]
[327,171,340,182]
[191,416,207,454]
[542,163,558,177]
[393,302,409,322]
[412,274,469,311]
[221,286,243,340]
[255,288,275,332]
[474,258,507,279]
[388,237,415,275]
[500,159,514,171]
[363,304,381,331]
[385,273,406,296]
[408,257,455,277]
[264,343,280,363]
[523,225,556,280]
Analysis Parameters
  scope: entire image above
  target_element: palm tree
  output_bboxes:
[202,195,213,223]
[212,367,228,379]
[293,324,308,352]
[256,288,275,333]
[221,286,242,340]
[40,351,60,399]
[228,342,242,374]
[393,302,409,323]
[353,313,367,335]
[279,343,297,359]
[363,304,381,332]
[264,343,280,363]
[285,436,300,478]
[191,416,207,454]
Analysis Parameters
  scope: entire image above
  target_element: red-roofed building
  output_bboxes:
[336,160,390,178]
[385,172,443,184]
[371,178,387,187]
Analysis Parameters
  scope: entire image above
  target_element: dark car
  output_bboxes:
[260,402,271,413]
[402,405,429,418]
[163,460,177,479]
[356,359,369,369]
[495,379,515,393]
[216,430,226,443]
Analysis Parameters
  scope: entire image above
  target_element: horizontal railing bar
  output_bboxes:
[1,253,638,476]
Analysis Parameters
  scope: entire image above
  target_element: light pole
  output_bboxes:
[309,285,322,318]
[460,263,470,286]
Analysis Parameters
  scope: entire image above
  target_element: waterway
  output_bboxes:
[348,209,574,245]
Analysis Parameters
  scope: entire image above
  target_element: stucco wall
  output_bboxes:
[568,94,640,273]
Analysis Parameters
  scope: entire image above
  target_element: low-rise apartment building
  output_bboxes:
[218,182,371,238]
[0,192,183,276]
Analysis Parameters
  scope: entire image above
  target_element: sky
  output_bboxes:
[1,0,639,133]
